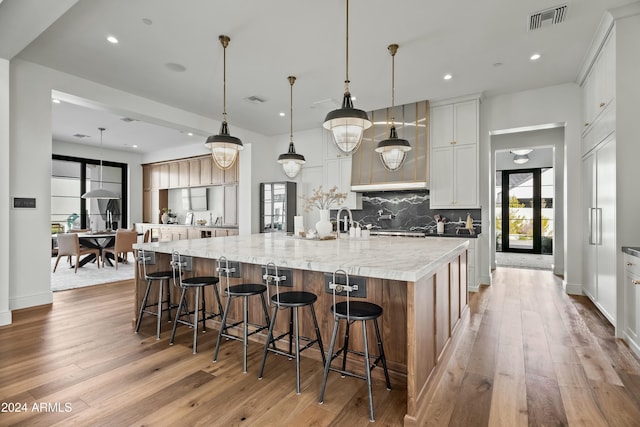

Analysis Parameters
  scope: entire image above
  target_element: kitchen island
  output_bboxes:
[133,233,469,426]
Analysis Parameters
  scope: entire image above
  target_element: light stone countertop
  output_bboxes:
[134,233,469,282]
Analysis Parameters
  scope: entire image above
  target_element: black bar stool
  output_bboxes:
[258,262,326,394]
[213,257,272,373]
[318,270,391,422]
[135,249,178,340]
[169,250,223,354]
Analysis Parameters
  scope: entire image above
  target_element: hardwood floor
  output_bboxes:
[1,268,640,426]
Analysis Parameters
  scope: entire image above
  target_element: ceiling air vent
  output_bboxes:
[120,117,138,122]
[529,4,567,31]
[73,133,90,138]
[244,95,266,104]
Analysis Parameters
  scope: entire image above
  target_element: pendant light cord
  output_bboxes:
[289,76,295,143]
[389,44,398,126]
[219,35,230,123]
[99,127,105,189]
[344,0,350,92]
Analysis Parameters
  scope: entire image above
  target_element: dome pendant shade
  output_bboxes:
[205,121,243,170]
[323,91,372,154]
[278,142,306,178]
[375,126,411,171]
[82,127,120,199]
[82,188,120,199]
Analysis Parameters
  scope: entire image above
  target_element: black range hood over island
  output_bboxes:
[350,100,429,192]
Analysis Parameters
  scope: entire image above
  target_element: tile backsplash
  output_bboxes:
[332,190,481,235]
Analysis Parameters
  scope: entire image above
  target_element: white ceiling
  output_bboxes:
[1,0,634,153]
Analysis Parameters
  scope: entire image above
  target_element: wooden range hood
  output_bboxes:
[350,100,429,191]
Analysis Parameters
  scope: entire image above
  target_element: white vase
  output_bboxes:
[315,209,333,238]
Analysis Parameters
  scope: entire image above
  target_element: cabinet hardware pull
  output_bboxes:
[628,262,634,267]
[599,102,605,108]
[584,123,589,127]
[633,279,640,285]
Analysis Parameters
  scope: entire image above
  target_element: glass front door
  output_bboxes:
[497,168,553,254]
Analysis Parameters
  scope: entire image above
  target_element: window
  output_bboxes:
[51,155,128,231]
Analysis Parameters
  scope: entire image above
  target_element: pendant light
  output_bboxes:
[277,76,306,178]
[322,0,372,154]
[375,44,411,171]
[205,35,244,170]
[81,127,120,199]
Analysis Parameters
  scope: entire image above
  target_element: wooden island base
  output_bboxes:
[134,236,468,426]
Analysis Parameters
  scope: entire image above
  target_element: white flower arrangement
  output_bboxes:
[301,186,347,213]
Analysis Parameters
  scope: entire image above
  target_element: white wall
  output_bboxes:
[480,83,582,290]
[53,140,145,226]
[0,58,11,325]
[6,58,265,315]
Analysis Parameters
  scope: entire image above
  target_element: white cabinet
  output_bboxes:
[324,156,362,210]
[429,98,479,209]
[582,134,617,325]
[582,27,616,136]
[623,253,640,358]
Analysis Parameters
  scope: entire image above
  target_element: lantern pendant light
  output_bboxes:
[205,35,244,170]
[323,0,372,154]
[277,76,306,178]
[375,44,411,172]
[81,127,120,199]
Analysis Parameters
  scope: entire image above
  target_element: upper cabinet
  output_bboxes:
[142,155,237,190]
[429,98,480,209]
[582,27,616,135]
[581,26,616,156]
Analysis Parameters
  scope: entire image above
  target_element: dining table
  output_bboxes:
[75,231,117,267]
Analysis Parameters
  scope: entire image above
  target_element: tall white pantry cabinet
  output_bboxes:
[580,7,640,358]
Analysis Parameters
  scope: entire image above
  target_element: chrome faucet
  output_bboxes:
[336,207,353,239]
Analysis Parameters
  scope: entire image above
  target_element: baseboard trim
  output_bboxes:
[479,274,492,286]
[10,291,53,311]
[623,331,640,360]
[563,281,583,295]
[0,310,11,326]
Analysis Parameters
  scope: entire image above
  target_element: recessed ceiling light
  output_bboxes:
[107,35,119,44]
[493,62,503,67]
[132,145,138,148]
[187,132,193,136]
[142,18,153,25]
[530,53,541,61]
[52,99,61,104]
[443,74,453,80]
[279,112,285,117]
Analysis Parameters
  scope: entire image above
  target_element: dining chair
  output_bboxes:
[52,233,101,273]
[102,229,138,269]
